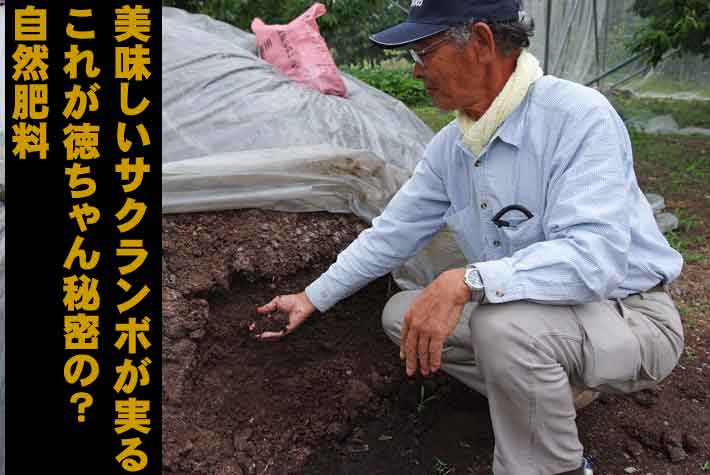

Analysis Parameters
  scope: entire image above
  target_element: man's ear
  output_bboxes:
[470,22,497,64]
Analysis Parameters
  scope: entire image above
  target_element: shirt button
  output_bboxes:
[480,202,488,209]
[493,240,501,247]
[496,289,505,297]
[474,160,481,167]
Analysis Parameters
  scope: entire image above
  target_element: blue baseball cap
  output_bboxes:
[370,0,521,48]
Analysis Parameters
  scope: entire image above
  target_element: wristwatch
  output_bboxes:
[463,265,485,303]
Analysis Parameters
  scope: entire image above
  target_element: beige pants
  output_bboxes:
[381,289,683,475]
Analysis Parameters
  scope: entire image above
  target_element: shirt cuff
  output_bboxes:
[304,272,353,313]
[475,258,519,304]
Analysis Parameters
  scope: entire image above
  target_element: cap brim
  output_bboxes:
[369,22,448,48]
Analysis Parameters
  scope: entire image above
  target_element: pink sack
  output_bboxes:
[251,3,348,97]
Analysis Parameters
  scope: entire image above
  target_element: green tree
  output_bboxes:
[630,0,710,65]
[162,0,408,66]
[162,0,205,13]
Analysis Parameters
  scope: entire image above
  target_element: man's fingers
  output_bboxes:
[256,296,279,314]
[255,320,290,341]
[256,330,286,341]
[418,335,431,376]
[429,336,445,373]
[400,315,410,360]
[255,303,274,314]
[404,329,419,377]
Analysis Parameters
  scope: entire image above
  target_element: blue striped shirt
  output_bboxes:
[305,76,683,312]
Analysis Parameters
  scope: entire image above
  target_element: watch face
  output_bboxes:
[465,268,482,290]
[464,269,474,288]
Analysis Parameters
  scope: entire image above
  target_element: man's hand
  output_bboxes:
[400,268,471,377]
[251,292,316,341]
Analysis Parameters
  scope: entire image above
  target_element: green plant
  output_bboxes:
[433,456,455,475]
[702,460,710,471]
[630,0,710,66]
[662,209,708,264]
[608,95,710,129]
[628,130,710,191]
[417,384,439,414]
[345,68,430,107]
[663,230,706,264]
[413,106,456,133]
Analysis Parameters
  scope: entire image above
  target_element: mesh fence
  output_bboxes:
[522,0,709,99]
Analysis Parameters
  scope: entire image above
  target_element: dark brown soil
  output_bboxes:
[162,207,709,475]
[248,311,290,336]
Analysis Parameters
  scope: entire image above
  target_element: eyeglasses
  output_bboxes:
[409,34,452,67]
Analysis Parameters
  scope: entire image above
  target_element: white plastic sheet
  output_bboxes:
[161,7,463,289]
[162,7,432,210]
[524,0,607,83]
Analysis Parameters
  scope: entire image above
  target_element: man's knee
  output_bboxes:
[470,302,559,378]
[381,290,419,342]
[472,307,519,358]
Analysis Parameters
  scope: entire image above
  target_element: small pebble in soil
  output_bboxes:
[625,439,644,457]
[326,421,351,442]
[346,443,369,453]
[631,388,659,407]
[233,428,253,452]
[667,445,687,463]
[662,428,683,448]
[662,428,688,462]
[683,432,700,452]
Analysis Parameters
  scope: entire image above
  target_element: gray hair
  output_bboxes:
[449,14,535,56]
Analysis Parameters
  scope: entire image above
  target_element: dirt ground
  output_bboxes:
[162,200,709,474]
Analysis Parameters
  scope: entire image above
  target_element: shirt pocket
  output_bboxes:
[498,215,543,254]
[443,205,479,261]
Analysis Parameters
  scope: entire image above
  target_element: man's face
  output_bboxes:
[411,26,489,112]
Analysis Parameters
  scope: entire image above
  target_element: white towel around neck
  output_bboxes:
[456,50,543,157]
